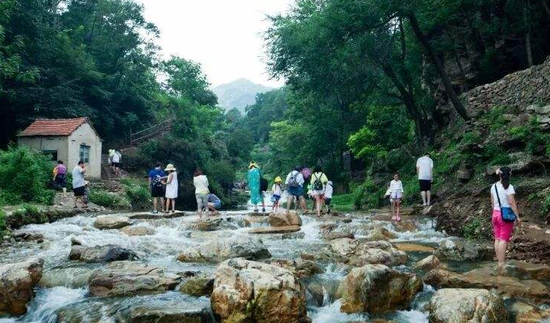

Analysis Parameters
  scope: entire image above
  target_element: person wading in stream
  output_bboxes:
[247,162,265,213]
[491,166,521,272]
[311,166,328,217]
[285,166,306,213]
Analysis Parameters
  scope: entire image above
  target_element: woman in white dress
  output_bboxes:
[164,164,178,214]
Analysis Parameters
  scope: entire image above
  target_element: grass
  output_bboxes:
[88,189,131,209]
[331,194,355,211]
[121,177,152,211]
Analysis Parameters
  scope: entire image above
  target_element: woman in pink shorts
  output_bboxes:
[490,167,521,271]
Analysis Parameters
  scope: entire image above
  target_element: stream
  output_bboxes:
[0,208,548,323]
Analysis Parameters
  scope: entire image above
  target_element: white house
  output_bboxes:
[17,118,103,178]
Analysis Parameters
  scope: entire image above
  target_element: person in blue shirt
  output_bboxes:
[148,163,166,214]
[208,194,222,213]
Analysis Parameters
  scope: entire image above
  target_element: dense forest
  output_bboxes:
[1,0,550,210]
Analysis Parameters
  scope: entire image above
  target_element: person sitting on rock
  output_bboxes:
[207,193,222,214]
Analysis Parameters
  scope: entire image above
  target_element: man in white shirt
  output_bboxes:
[416,153,434,206]
[285,166,307,213]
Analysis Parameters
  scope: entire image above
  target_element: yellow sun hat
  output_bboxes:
[249,162,259,169]
[165,164,176,171]
[274,176,283,183]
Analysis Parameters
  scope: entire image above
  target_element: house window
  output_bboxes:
[79,145,90,163]
[43,150,58,161]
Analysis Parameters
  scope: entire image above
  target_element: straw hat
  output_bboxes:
[165,164,176,171]
[274,176,283,183]
[249,162,258,169]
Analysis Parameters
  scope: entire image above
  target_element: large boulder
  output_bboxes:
[39,266,94,288]
[266,259,323,279]
[269,212,302,227]
[178,274,214,297]
[88,261,180,297]
[427,288,508,323]
[177,235,271,262]
[511,300,550,323]
[129,306,211,323]
[413,255,442,271]
[187,218,240,232]
[211,258,309,323]
[93,215,131,230]
[424,267,550,302]
[329,238,407,267]
[69,245,138,263]
[434,238,490,261]
[510,260,550,281]
[120,225,156,236]
[336,264,422,314]
[365,227,397,241]
[0,258,44,316]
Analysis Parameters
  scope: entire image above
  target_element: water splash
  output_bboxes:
[309,301,368,323]
[21,287,87,323]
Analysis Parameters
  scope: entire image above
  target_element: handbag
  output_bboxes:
[494,184,516,222]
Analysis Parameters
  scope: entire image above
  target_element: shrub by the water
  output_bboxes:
[0,146,55,205]
[12,204,47,224]
[89,189,131,209]
[121,178,151,211]
[0,208,6,238]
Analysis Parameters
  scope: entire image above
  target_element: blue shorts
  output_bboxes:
[287,186,304,197]
[271,194,281,203]
[213,202,222,209]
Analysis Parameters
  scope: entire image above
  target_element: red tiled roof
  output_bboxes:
[18,117,88,137]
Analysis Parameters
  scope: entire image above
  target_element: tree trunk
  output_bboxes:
[407,13,470,120]
[524,0,533,67]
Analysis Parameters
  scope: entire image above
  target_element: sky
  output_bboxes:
[136,0,294,88]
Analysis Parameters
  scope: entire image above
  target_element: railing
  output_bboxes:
[130,118,175,146]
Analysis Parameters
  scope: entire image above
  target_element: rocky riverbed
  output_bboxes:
[0,209,549,323]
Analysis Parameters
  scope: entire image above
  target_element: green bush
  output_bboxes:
[89,189,131,209]
[0,146,55,205]
[331,194,354,211]
[12,204,47,224]
[463,216,492,241]
[0,208,6,238]
[352,177,385,209]
[543,195,550,218]
[509,117,550,156]
[122,178,151,211]
[484,106,507,131]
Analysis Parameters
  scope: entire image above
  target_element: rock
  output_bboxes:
[130,306,211,323]
[249,226,302,234]
[510,260,550,280]
[282,232,305,239]
[413,255,441,271]
[187,218,239,231]
[88,261,180,297]
[13,232,44,242]
[269,212,302,227]
[0,258,44,316]
[511,300,550,323]
[427,288,508,323]
[69,245,138,263]
[366,227,397,241]
[319,223,337,234]
[178,274,214,297]
[393,221,418,232]
[424,267,550,302]
[211,258,309,323]
[93,215,131,230]
[39,266,94,288]
[322,232,354,240]
[329,238,407,267]
[434,238,488,261]
[177,235,271,262]
[395,243,435,253]
[267,259,323,279]
[120,225,155,236]
[337,264,422,314]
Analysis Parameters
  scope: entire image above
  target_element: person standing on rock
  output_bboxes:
[247,162,264,213]
[491,167,521,272]
[285,166,306,213]
[148,163,165,214]
[72,160,87,209]
[416,152,434,206]
[164,164,178,214]
[388,173,404,222]
[193,168,209,217]
[311,166,328,217]
[271,176,283,213]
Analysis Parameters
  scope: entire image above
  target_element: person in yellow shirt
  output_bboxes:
[310,166,328,217]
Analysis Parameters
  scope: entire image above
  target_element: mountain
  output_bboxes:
[213,78,274,113]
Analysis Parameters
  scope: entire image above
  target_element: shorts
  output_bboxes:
[151,186,164,198]
[112,162,120,168]
[55,174,66,188]
[196,193,209,211]
[287,186,304,197]
[390,191,403,202]
[419,180,432,191]
[324,198,332,206]
[492,209,514,242]
[73,186,85,197]
[312,190,324,197]
[271,194,281,203]
[212,201,222,209]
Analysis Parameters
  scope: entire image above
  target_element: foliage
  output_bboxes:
[330,194,354,211]
[463,217,492,241]
[12,204,47,224]
[0,146,55,205]
[88,189,131,209]
[509,117,550,156]
[121,178,151,211]
[0,208,6,238]
[352,177,386,209]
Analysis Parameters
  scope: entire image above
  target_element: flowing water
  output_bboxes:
[0,209,545,322]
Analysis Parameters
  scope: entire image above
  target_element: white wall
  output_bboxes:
[18,136,69,167]
[68,123,102,178]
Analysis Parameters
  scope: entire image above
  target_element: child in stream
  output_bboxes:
[386,173,404,221]
[271,176,283,213]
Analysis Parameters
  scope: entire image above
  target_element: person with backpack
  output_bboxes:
[247,162,264,213]
[148,163,166,214]
[491,167,521,272]
[271,176,283,213]
[285,166,306,213]
[311,166,329,217]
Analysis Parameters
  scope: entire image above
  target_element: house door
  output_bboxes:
[80,145,90,163]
